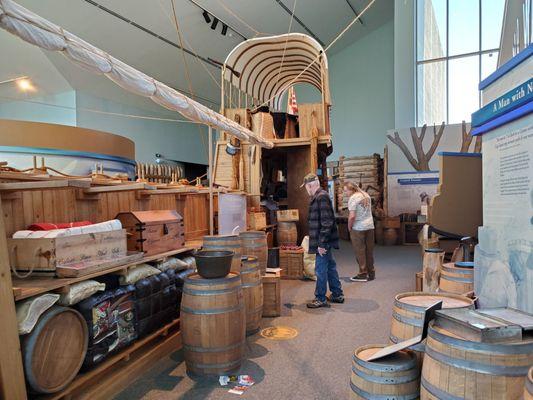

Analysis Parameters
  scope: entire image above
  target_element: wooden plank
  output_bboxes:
[0,197,27,400]
[83,182,155,194]
[12,245,199,301]
[0,180,90,191]
[55,251,144,278]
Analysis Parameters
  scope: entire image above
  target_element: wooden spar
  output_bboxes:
[209,126,214,235]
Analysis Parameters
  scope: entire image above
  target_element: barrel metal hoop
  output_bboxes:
[240,267,259,274]
[352,353,417,372]
[181,305,244,315]
[241,282,261,288]
[389,335,426,352]
[425,346,530,376]
[188,359,242,370]
[420,377,463,400]
[392,311,423,328]
[351,365,419,384]
[442,266,473,275]
[440,274,472,283]
[428,325,533,354]
[182,287,238,296]
[185,274,241,285]
[349,381,419,400]
[183,341,244,353]
[394,299,424,313]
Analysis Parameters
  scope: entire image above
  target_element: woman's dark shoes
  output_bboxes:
[306,299,331,308]
[328,295,345,303]
[350,273,368,282]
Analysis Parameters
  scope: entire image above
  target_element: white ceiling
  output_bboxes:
[0,0,392,115]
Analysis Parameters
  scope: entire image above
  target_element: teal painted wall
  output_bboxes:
[328,20,395,159]
[75,92,208,164]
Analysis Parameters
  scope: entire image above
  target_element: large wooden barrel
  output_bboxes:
[277,222,297,245]
[350,344,420,400]
[423,248,444,292]
[439,261,474,294]
[22,306,88,394]
[202,235,242,273]
[383,228,398,245]
[241,256,263,335]
[240,231,268,274]
[181,273,245,376]
[525,366,533,400]
[421,322,533,400]
[390,292,474,353]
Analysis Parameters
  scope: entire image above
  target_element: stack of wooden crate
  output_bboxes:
[336,154,383,212]
[279,247,304,279]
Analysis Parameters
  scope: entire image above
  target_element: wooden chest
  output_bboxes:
[262,271,281,317]
[8,230,127,275]
[279,248,304,279]
[116,210,185,256]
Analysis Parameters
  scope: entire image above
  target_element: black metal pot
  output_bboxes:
[194,250,234,279]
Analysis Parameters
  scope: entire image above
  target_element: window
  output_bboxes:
[416,0,505,125]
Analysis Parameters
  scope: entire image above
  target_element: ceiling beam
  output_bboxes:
[82,0,220,69]
[345,0,364,26]
[186,0,248,41]
[273,0,325,47]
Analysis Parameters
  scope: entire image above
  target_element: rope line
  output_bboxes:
[274,0,298,97]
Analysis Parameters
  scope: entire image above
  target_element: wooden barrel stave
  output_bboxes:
[350,344,420,399]
[181,273,246,376]
[240,231,268,274]
[525,366,533,400]
[22,306,88,394]
[240,257,263,335]
[277,222,298,245]
[421,323,533,400]
[202,235,242,273]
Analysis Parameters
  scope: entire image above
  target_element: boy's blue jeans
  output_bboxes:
[314,249,343,302]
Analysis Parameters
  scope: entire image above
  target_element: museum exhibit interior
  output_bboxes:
[0,0,531,399]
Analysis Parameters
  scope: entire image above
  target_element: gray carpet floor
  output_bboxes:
[115,242,421,400]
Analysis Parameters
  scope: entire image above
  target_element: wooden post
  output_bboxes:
[0,197,27,399]
[208,126,214,235]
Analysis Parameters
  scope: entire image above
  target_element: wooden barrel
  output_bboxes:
[374,220,384,245]
[181,273,245,376]
[439,261,474,294]
[525,366,533,400]
[241,256,263,335]
[350,344,420,400]
[240,231,268,274]
[383,228,398,245]
[22,306,88,394]
[202,234,242,273]
[423,248,444,292]
[421,322,533,400]
[277,221,298,245]
[390,292,474,353]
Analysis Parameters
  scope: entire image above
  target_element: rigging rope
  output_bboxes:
[274,0,298,97]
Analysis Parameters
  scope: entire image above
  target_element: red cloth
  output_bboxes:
[28,221,93,231]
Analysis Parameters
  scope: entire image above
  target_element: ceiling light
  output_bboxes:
[16,78,35,92]
[202,10,211,24]
[210,17,219,30]
[221,24,228,36]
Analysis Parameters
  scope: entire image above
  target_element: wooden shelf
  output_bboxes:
[13,245,199,301]
[38,319,182,400]
[270,136,331,147]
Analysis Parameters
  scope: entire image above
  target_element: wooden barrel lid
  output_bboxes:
[185,272,240,283]
[396,292,473,310]
[354,344,417,371]
[204,234,239,240]
[240,231,266,238]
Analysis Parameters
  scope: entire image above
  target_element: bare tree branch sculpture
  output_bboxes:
[386,122,446,171]
[459,120,482,153]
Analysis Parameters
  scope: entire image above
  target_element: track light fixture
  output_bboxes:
[202,10,211,23]
[221,24,228,36]
[210,17,219,30]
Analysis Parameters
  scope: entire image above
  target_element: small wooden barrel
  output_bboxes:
[22,306,88,394]
[241,256,263,335]
[439,261,474,294]
[390,292,474,353]
[277,221,298,245]
[421,323,533,400]
[240,231,268,274]
[383,228,398,245]
[203,234,242,273]
[350,344,420,400]
[415,271,424,291]
[525,366,533,400]
[181,273,245,376]
[423,248,444,292]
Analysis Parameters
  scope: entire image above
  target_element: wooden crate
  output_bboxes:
[7,229,127,274]
[279,249,304,279]
[262,271,281,317]
[248,211,266,230]
[116,210,185,256]
[383,216,401,229]
[276,209,299,222]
